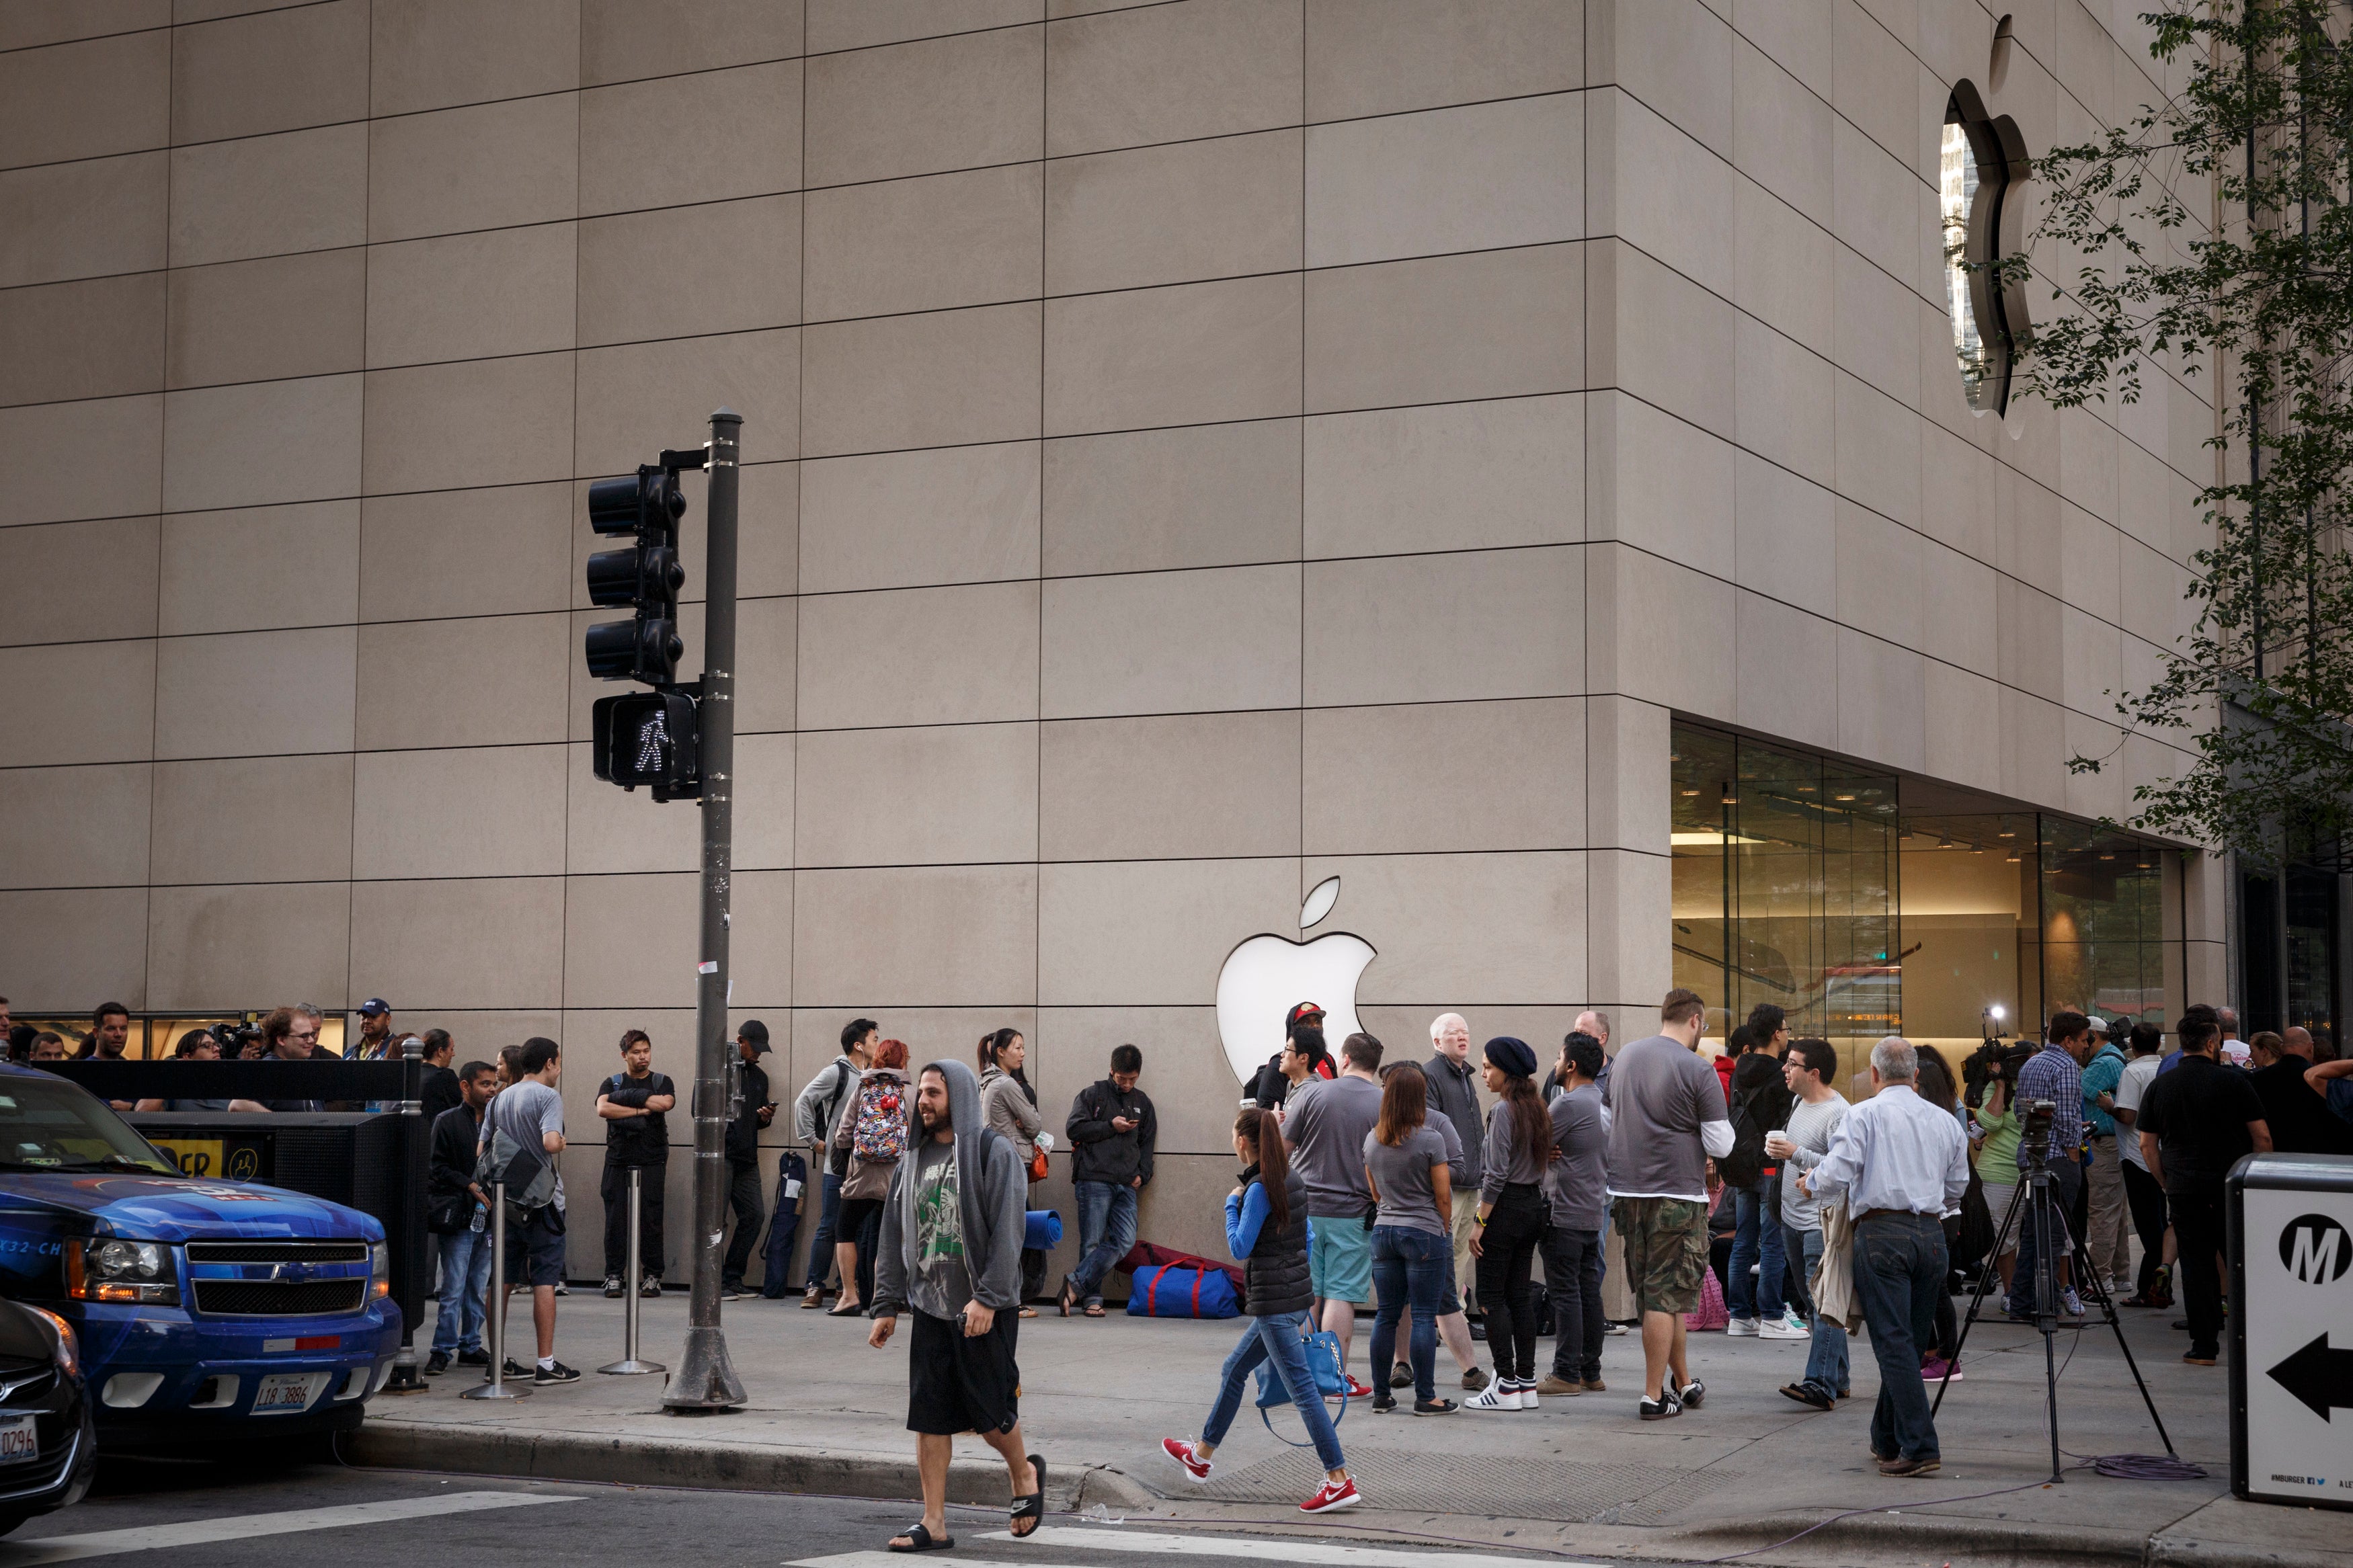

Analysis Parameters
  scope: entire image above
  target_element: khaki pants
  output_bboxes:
[1451,1190,1480,1313]
[2085,1135,2133,1285]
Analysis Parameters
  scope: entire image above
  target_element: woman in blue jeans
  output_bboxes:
[1363,1065,1458,1414]
[1162,1109,1361,1515]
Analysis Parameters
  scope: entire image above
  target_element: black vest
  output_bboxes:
[1241,1165,1313,1317]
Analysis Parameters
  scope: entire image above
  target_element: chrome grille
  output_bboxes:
[186,1241,368,1264]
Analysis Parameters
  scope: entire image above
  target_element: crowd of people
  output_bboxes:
[9,983,2336,1520]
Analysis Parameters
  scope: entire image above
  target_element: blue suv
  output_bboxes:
[0,1065,401,1446]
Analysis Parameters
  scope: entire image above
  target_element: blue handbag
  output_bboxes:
[1254,1321,1348,1443]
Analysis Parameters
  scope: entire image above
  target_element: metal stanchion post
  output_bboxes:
[601,1168,665,1376]
[461,1183,528,1401]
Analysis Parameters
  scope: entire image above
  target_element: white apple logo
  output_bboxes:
[1213,876,1376,1087]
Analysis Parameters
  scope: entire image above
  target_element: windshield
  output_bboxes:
[0,1079,178,1175]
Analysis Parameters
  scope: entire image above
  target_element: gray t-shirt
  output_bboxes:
[910,1139,972,1320]
[1545,1083,1608,1232]
[1283,1073,1383,1219]
[483,1079,566,1212]
[1604,1036,1728,1202]
[1481,1097,1549,1200]
[1777,1091,1850,1231]
[1427,1108,1466,1186]
[1362,1126,1449,1234]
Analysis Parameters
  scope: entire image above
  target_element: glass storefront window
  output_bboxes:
[1671,727,1897,1057]
[1673,721,2171,1073]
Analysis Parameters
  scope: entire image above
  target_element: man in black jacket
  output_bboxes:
[420,1029,463,1122]
[426,1061,497,1375]
[1725,1007,1798,1336]
[721,1020,776,1301]
[1061,1044,1156,1316]
[598,1030,676,1296]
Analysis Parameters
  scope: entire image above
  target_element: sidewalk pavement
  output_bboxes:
[350,1291,2344,1568]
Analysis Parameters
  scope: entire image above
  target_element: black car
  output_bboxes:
[0,1298,95,1536]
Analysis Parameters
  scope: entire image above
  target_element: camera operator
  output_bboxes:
[2137,1005,2270,1366]
[2003,1012,2093,1323]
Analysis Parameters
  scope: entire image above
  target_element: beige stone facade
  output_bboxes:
[0,0,2225,1281]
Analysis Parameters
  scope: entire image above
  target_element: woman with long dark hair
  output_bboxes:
[1363,1065,1456,1415]
[978,1028,1048,1316]
[1466,1036,1550,1411]
[1160,1108,1361,1514]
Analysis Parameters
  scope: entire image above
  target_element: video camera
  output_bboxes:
[2018,1098,2058,1165]
[213,1020,263,1050]
[1962,1039,2035,1102]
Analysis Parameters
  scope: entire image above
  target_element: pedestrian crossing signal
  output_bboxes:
[593,690,700,800]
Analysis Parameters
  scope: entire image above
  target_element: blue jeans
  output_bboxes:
[1369,1225,1446,1401]
[1727,1179,1786,1320]
[1201,1309,1345,1473]
[432,1225,491,1356]
[1790,1225,1847,1394]
[1070,1180,1138,1306]
[1855,1213,1946,1462]
[803,1169,843,1291]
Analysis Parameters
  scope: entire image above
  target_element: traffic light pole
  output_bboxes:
[664,408,748,1414]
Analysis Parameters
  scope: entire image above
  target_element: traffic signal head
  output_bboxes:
[594,690,700,796]
[584,467,688,686]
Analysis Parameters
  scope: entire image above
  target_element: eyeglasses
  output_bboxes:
[288,1030,319,1042]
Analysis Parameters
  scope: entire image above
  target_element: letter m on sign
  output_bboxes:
[2290,1226,2342,1284]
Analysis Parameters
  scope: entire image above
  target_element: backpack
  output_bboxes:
[813,1061,856,1143]
[851,1076,909,1165]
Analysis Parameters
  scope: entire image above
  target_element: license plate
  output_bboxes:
[253,1373,317,1415]
[0,1415,35,1464]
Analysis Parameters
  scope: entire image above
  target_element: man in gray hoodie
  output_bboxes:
[867,1059,1042,1550]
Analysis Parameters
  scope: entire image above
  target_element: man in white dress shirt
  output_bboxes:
[1802,1036,1968,1477]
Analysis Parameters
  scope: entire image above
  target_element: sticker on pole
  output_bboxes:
[2239,1163,2353,1506]
[697,960,717,975]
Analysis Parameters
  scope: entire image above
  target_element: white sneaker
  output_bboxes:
[1760,1314,1810,1340]
[1726,1316,1761,1337]
[1464,1381,1520,1412]
[1517,1380,1538,1411]
[1601,1320,1629,1336]
[2060,1288,2086,1318]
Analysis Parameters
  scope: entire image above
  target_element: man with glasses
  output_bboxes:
[259,1006,325,1112]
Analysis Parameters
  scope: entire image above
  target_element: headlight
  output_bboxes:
[370,1241,389,1299]
[65,1237,179,1306]
[25,1307,77,1379]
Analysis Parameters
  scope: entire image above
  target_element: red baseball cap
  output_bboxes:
[1286,1002,1327,1031]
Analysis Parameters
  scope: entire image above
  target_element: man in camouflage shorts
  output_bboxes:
[1603,988,1734,1421]
[1614,1195,1709,1315]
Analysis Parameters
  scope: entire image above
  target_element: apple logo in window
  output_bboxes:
[1213,876,1375,1087]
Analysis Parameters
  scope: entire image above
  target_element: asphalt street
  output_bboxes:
[0,1459,1665,1568]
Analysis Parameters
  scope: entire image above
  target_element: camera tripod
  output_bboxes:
[1933,1132,2178,1483]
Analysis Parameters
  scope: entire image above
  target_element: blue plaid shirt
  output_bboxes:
[2016,1043,2086,1164]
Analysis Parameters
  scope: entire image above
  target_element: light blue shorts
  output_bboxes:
[1308,1218,1373,1306]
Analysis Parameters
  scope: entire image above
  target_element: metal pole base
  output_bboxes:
[459,1377,530,1401]
[660,1324,746,1411]
[599,1358,666,1376]
[379,1350,430,1395]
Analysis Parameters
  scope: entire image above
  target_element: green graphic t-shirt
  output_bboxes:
[910,1139,972,1319]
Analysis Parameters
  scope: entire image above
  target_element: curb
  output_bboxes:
[347,1422,2350,1568]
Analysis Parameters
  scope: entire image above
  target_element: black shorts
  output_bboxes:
[504,1205,566,1288]
[906,1307,1020,1436]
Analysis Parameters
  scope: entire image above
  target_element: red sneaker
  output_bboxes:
[1300,1475,1361,1514]
[1160,1438,1212,1484]
[1330,1374,1375,1401]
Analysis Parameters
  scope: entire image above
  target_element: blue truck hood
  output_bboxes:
[0,1173,383,1245]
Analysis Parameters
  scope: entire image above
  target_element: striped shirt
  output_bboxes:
[2015,1044,2085,1164]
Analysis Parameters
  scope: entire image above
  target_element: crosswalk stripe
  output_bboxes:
[974,1527,1605,1568]
[3,1489,575,1563]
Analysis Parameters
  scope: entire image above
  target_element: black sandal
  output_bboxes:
[1010,1454,1046,1538]
[887,1524,955,1553]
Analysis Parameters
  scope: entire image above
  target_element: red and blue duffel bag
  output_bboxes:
[1126,1262,1240,1319]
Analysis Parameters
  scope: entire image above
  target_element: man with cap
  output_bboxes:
[721,1020,778,1301]
[2078,1015,2133,1296]
[1252,1003,1334,1109]
[355,999,395,1059]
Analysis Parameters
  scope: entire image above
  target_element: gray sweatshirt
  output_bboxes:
[873,1059,1027,1319]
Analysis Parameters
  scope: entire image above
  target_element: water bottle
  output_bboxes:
[471,1201,486,1234]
